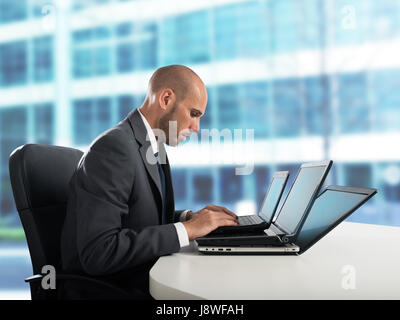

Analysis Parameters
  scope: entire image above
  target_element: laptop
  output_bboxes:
[196,160,333,247]
[208,171,289,235]
[196,185,377,255]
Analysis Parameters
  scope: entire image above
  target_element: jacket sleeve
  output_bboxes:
[73,129,180,276]
[173,210,186,222]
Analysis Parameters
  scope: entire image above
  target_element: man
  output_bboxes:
[60,65,238,299]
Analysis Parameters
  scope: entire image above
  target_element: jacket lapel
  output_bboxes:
[127,109,163,202]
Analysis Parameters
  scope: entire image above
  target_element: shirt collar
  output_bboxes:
[137,108,159,154]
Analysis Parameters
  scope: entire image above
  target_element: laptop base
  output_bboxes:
[197,244,300,255]
[207,221,269,236]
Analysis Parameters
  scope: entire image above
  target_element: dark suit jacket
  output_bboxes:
[60,109,183,295]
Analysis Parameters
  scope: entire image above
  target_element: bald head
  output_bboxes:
[148,65,204,102]
[140,65,207,146]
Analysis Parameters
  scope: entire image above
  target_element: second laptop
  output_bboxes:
[208,170,289,235]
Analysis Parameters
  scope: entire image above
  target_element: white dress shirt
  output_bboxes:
[137,109,190,247]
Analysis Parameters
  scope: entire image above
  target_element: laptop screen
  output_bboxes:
[296,189,376,252]
[274,163,329,235]
[259,175,287,223]
[296,188,375,253]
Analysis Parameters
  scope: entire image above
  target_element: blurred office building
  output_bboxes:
[1,0,400,236]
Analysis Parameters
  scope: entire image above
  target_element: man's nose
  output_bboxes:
[190,118,200,133]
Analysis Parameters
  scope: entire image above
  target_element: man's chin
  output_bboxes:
[165,137,179,147]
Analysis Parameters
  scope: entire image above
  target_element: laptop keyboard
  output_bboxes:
[238,215,264,226]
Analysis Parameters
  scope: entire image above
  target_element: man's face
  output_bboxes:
[159,84,207,146]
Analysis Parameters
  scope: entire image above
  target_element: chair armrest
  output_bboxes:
[24,273,143,299]
[25,274,43,283]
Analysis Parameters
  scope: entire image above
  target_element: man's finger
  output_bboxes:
[215,205,238,219]
[214,211,238,222]
[206,205,238,219]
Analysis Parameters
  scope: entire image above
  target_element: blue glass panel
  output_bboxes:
[33,36,53,82]
[118,95,135,121]
[304,76,330,135]
[73,99,92,145]
[0,0,27,24]
[242,82,269,138]
[73,49,92,78]
[214,4,238,60]
[171,168,186,203]
[193,174,213,203]
[34,103,54,144]
[217,85,240,130]
[220,167,243,203]
[372,69,400,132]
[337,73,369,133]
[273,78,301,137]
[0,41,27,86]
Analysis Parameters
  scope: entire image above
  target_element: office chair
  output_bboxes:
[9,144,144,300]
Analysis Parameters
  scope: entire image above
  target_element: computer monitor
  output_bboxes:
[296,185,377,254]
[274,161,332,237]
[258,171,289,224]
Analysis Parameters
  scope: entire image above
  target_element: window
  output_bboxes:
[171,169,186,203]
[33,36,53,82]
[116,22,158,72]
[73,29,94,43]
[93,46,111,76]
[304,76,330,136]
[73,99,92,145]
[116,22,133,37]
[96,98,112,135]
[241,82,269,138]
[333,0,367,46]
[73,49,92,78]
[270,0,300,53]
[200,88,212,130]
[162,11,209,65]
[72,98,112,145]
[72,0,111,12]
[34,103,54,144]
[72,27,111,78]
[32,0,50,18]
[0,41,27,87]
[116,43,134,72]
[343,164,372,189]
[0,0,27,24]
[369,1,400,41]
[337,73,369,134]
[273,78,301,137]
[254,166,270,211]
[118,95,135,121]
[0,107,27,215]
[298,0,322,49]
[193,174,213,203]
[372,69,400,132]
[214,4,238,61]
[220,167,243,203]
[217,85,240,131]
[237,1,269,58]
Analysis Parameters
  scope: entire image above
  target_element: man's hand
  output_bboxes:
[182,205,238,241]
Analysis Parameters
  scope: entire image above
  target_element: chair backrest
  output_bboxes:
[9,144,83,275]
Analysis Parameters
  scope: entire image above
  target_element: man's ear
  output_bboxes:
[159,88,175,111]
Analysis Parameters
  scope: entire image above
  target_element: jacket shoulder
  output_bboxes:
[89,122,138,156]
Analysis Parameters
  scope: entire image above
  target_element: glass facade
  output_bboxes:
[0,0,400,294]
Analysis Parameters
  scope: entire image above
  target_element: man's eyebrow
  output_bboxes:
[191,108,203,116]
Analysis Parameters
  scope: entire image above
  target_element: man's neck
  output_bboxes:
[139,104,158,130]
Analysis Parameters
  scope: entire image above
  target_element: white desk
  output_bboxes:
[149,222,400,300]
